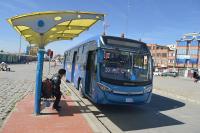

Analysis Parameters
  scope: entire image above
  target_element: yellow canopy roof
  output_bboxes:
[8,11,104,48]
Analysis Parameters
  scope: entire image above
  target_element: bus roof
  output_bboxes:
[102,35,146,45]
[64,35,149,54]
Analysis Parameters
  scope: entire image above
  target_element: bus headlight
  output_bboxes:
[97,82,112,92]
[144,86,152,93]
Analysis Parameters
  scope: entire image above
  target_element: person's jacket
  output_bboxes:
[193,72,199,79]
[51,74,61,95]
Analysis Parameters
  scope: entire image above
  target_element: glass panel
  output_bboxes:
[196,36,200,40]
[176,59,186,64]
[106,39,142,48]
[100,49,152,82]
[190,41,198,46]
[177,41,187,46]
[188,49,198,55]
[184,36,193,40]
[189,58,198,64]
[177,49,186,54]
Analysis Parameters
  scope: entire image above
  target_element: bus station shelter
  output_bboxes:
[8,11,104,115]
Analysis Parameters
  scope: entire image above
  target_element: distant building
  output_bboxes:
[26,45,38,56]
[167,44,176,51]
[167,44,176,68]
[176,32,200,69]
[147,44,176,71]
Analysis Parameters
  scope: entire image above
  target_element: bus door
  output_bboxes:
[85,51,96,97]
[71,51,77,83]
[63,53,67,70]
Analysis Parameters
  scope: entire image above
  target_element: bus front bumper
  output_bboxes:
[104,91,152,104]
[95,88,152,104]
[94,82,153,104]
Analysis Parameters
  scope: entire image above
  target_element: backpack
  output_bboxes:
[41,78,53,98]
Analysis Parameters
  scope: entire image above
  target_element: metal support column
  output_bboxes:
[34,48,45,115]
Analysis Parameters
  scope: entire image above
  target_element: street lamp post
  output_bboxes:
[19,35,21,55]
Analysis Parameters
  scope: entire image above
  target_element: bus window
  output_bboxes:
[132,54,149,81]
[100,49,152,83]
[103,50,131,69]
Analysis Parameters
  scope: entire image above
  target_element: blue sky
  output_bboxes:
[0,0,200,55]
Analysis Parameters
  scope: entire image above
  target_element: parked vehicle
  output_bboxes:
[153,71,162,76]
[161,72,178,77]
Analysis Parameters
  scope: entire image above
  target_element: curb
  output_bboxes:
[62,81,111,133]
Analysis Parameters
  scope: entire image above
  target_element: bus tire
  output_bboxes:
[78,80,85,98]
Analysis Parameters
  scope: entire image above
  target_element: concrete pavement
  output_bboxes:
[0,62,108,133]
[63,79,200,133]
[1,94,93,133]
[153,76,200,104]
[0,63,36,127]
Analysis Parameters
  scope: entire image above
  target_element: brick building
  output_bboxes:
[167,44,176,68]
[147,44,176,71]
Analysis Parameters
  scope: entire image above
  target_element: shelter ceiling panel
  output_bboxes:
[8,11,104,47]
[70,19,96,27]
[63,30,83,34]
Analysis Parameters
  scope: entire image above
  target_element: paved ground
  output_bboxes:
[153,76,200,104]
[1,94,93,133]
[91,93,200,133]
[0,62,62,128]
[64,76,200,133]
[0,62,109,133]
[0,63,36,127]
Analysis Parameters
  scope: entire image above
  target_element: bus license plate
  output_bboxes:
[126,98,133,103]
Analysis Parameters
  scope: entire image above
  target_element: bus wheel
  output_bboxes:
[78,80,85,98]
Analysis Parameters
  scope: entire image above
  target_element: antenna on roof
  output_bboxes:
[103,20,109,35]
[125,0,131,36]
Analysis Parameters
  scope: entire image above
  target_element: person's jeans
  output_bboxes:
[53,93,61,108]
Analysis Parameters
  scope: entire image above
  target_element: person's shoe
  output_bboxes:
[53,105,61,109]
[55,107,60,111]
[52,106,60,111]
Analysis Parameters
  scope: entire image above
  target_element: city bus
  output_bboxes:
[63,35,153,104]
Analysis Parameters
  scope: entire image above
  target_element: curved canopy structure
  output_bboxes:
[8,11,104,48]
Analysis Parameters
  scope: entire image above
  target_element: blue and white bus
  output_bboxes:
[64,35,153,104]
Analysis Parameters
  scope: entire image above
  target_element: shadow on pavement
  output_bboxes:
[93,93,185,131]
[40,99,84,117]
[58,100,83,116]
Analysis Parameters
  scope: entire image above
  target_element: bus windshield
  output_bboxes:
[100,49,152,85]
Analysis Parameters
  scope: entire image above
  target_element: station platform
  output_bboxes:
[1,94,93,133]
